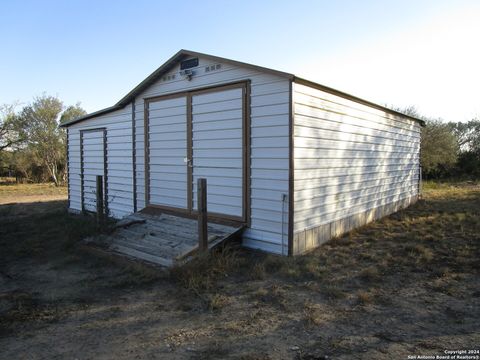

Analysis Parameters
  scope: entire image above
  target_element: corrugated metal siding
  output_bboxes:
[134,57,290,254]
[293,82,420,233]
[81,130,105,212]
[67,105,134,219]
[148,96,188,208]
[192,87,243,217]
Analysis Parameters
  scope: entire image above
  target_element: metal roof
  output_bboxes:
[61,49,425,127]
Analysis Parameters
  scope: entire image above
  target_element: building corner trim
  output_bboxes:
[288,80,295,256]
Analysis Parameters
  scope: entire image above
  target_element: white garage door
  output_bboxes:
[147,82,247,221]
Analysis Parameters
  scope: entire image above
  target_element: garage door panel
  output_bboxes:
[149,97,186,110]
[193,167,243,179]
[149,105,186,118]
[191,87,244,218]
[193,128,242,140]
[193,99,242,114]
[193,109,242,123]
[150,140,187,150]
[149,131,186,142]
[193,138,242,149]
[193,148,242,158]
[193,88,244,104]
[149,122,186,134]
[194,158,243,168]
[148,96,188,209]
[150,164,186,175]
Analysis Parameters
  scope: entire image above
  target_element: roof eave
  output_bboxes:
[62,49,294,128]
[293,77,426,127]
[61,50,424,128]
[59,105,122,127]
[114,50,188,107]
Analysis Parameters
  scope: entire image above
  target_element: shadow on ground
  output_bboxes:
[0,185,479,359]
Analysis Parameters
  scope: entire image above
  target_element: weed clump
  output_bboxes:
[405,244,434,263]
[357,290,374,305]
[250,262,266,280]
[303,301,324,326]
[208,294,231,311]
[170,245,241,294]
[359,266,381,282]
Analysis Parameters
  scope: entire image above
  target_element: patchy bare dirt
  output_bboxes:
[0,182,479,359]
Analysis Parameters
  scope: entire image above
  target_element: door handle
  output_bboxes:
[184,157,193,168]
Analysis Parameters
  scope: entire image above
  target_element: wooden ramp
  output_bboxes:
[89,212,244,267]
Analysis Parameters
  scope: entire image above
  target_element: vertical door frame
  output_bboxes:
[80,128,108,215]
[144,80,250,225]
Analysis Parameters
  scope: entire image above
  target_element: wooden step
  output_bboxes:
[86,211,245,267]
[112,236,192,259]
[112,244,174,267]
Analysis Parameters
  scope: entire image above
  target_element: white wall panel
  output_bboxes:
[293,82,421,234]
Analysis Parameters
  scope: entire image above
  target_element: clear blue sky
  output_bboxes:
[1,0,478,121]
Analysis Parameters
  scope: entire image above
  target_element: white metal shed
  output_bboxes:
[62,50,424,256]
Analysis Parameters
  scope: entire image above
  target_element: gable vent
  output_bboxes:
[180,58,199,70]
[205,64,222,73]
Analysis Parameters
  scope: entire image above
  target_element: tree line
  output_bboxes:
[0,95,478,186]
[398,107,480,179]
[422,119,480,178]
[0,95,85,185]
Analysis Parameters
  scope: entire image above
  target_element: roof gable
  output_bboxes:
[116,49,293,108]
[61,49,424,127]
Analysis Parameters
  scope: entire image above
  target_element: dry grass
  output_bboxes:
[167,245,248,311]
[1,180,479,359]
[359,266,381,282]
[0,179,67,206]
[0,203,97,260]
[250,262,267,280]
[356,289,376,305]
[0,179,67,197]
[302,301,324,326]
[207,294,232,311]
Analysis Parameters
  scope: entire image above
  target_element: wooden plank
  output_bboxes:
[197,178,208,252]
[134,219,230,240]
[114,236,192,256]
[114,240,189,258]
[112,244,173,267]
[118,227,193,244]
[178,235,230,262]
